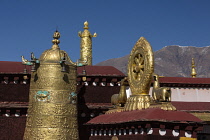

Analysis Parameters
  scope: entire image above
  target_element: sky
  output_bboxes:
[1,0,210,64]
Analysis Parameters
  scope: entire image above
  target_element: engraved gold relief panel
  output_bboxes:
[35,78,72,89]
[81,48,92,54]
[81,48,92,55]
[25,115,78,128]
[38,65,62,76]
[81,36,91,45]
[81,39,92,50]
[24,128,78,140]
[31,65,76,90]
[30,75,76,91]
[27,103,77,116]
[81,45,92,51]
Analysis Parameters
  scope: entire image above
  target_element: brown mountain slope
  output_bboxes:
[96,46,210,77]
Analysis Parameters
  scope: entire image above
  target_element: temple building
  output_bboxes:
[0,22,210,140]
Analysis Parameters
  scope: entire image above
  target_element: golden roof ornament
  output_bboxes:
[23,30,79,140]
[51,30,60,50]
[78,21,97,65]
[38,30,75,64]
[191,58,197,78]
[52,30,60,43]
[151,73,176,111]
[124,37,154,111]
[123,37,175,111]
[106,78,128,114]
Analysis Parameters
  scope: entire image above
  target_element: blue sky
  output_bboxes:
[1,0,210,64]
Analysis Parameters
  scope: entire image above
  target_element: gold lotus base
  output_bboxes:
[106,107,124,114]
[124,95,151,111]
[150,102,176,111]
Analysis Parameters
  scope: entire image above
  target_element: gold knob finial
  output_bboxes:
[52,30,60,45]
[84,21,89,29]
[191,58,197,78]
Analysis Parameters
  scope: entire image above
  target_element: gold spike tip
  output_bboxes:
[93,32,97,37]
[84,21,89,29]
[52,30,60,45]
[191,58,197,78]
[192,58,195,67]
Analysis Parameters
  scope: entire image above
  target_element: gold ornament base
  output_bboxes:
[124,95,151,111]
[106,107,124,114]
[150,102,176,111]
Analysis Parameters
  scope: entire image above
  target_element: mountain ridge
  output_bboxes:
[96,45,210,77]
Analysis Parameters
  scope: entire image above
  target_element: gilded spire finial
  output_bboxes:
[84,21,89,29]
[191,58,197,78]
[51,30,60,50]
[78,21,97,65]
[52,30,60,45]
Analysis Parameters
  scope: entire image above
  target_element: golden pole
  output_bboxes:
[78,21,97,65]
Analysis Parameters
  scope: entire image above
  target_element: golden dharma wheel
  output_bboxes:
[124,37,154,111]
[127,37,154,95]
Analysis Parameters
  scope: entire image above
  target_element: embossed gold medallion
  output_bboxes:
[124,37,154,111]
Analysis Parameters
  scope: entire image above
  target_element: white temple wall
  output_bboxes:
[126,87,210,102]
[169,87,210,102]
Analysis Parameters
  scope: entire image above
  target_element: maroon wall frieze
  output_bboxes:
[88,122,202,139]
